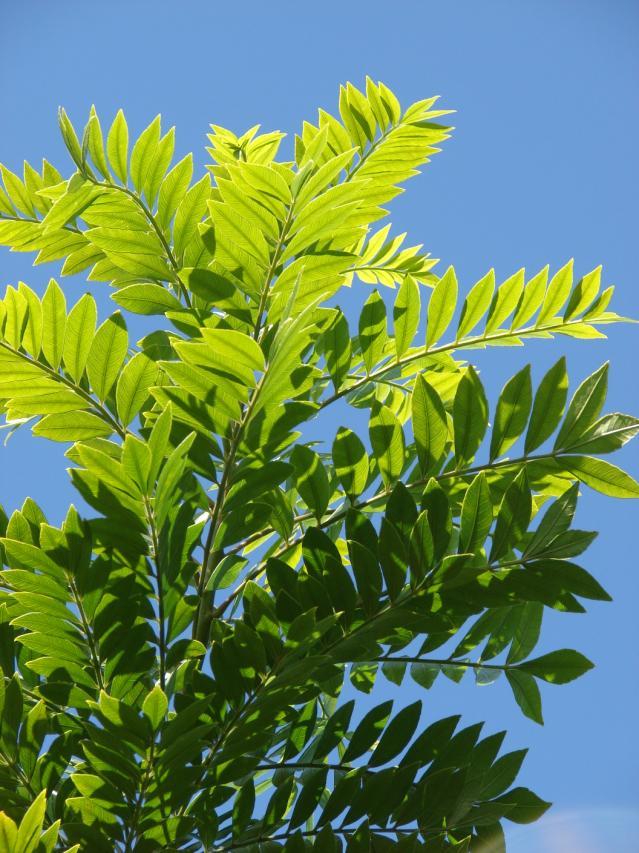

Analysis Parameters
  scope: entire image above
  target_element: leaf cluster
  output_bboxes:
[0,79,636,851]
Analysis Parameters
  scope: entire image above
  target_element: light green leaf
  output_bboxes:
[457,269,494,339]
[459,472,492,554]
[106,109,129,184]
[116,352,158,427]
[490,469,531,562]
[369,403,405,487]
[412,374,448,477]
[453,365,488,466]
[359,290,387,374]
[426,266,457,347]
[85,106,110,179]
[322,310,351,392]
[537,260,573,326]
[512,266,548,328]
[554,363,608,451]
[490,365,532,461]
[142,685,168,730]
[33,411,112,442]
[485,269,524,333]
[333,427,368,499]
[130,115,161,194]
[291,445,330,520]
[563,265,601,320]
[41,279,67,369]
[157,153,193,229]
[561,455,639,498]
[525,357,568,454]
[393,274,420,358]
[200,327,265,374]
[86,311,128,401]
[112,283,184,316]
[14,789,46,853]
[63,293,98,382]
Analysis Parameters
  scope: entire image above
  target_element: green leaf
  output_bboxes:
[506,669,543,724]
[157,154,193,229]
[524,484,578,557]
[322,310,352,392]
[86,311,128,401]
[555,363,608,451]
[485,269,524,333]
[561,456,639,498]
[289,768,328,829]
[369,701,421,767]
[343,701,393,763]
[57,109,84,172]
[106,109,129,184]
[14,789,46,853]
[537,260,573,326]
[490,365,532,461]
[33,411,112,442]
[517,649,593,684]
[0,812,17,851]
[85,106,110,179]
[490,469,531,562]
[111,283,184,316]
[525,357,568,453]
[426,266,457,347]
[115,352,158,427]
[63,293,98,382]
[199,327,265,374]
[41,279,67,370]
[142,685,168,730]
[457,269,494,339]
[358,290,387,373]
[130,115,161,193]
[291,445,330,519]
[369,403,405,487]
[512,266,548,327]
[333,427,368,499]
[412,374,448,477]
[408,510,435,584]
[563,265,602,320]
[393,275,420,358]
[492,787,551,824]
[453,365,488,466]
[565,413,639,455]
[459,472,492,553]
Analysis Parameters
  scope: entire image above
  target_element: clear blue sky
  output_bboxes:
[1,1,637,848]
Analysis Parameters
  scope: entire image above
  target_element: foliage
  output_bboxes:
[0,79,636,851]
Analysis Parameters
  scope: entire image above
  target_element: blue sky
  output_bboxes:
[1,0,637,848]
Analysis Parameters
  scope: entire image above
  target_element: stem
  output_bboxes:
[91,179,194,310]
[211,450,560,619]
[321,318,587,409]
[68,575,105,691]
[372,655,512,671]
[0,340,127,439]
[123,740,156,852]
[143,495,166,690]
[193,198,295,641]
[213,824,435,852]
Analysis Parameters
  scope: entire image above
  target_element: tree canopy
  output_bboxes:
[0,79,637,851]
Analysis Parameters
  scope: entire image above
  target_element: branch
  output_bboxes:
[210,450,561,620]
[0,340,127,440]
[89,178,194,310]
[320,317,603,410]
[142,495,166,690]
[193,198,296,641]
